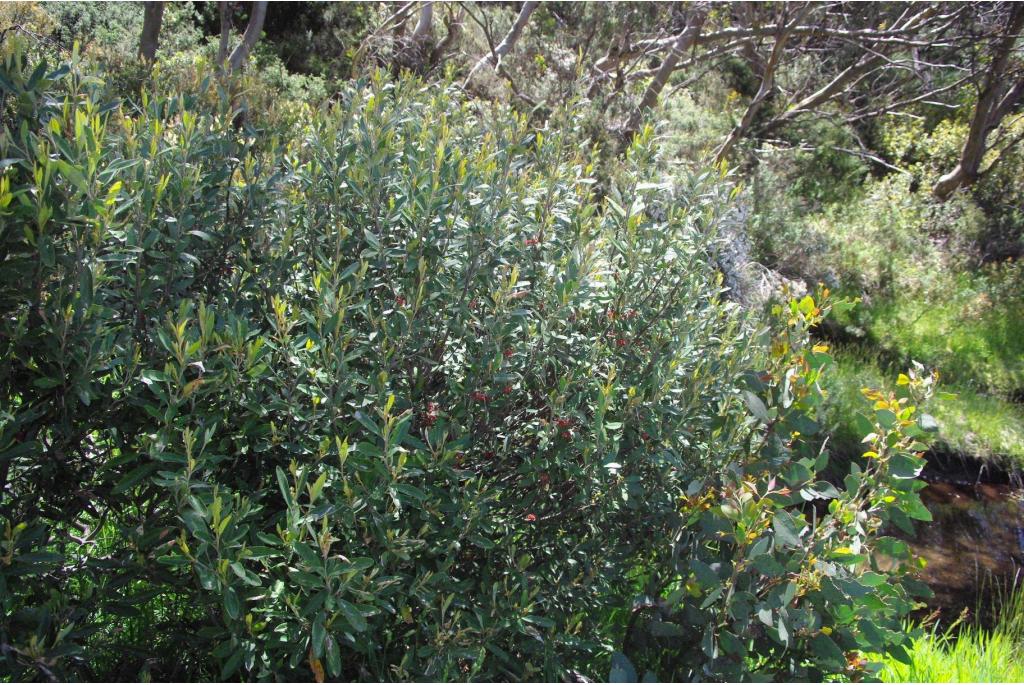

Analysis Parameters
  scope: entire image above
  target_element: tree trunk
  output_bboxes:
[464,1,539,83]
[428,6,465,69]
[624,8,708,136]
[227,1,269,74]
[934,3,1024,200]
[138,1,165,62]
[412,2,433,45]
[217,1,232,69]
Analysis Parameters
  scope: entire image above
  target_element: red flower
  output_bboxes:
[502,385,513,395]
[555,417,572,429]
[560,430,572,440]
[525,513,537,522]
[616,337,627,347]
[395,295,406,307]
[472,391,488,402]
[525,236,540,247]
[503,348,514,358]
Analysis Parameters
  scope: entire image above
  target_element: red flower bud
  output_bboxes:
[525,513,537,522]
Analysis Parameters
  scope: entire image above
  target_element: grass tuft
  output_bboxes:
[877,585,1024,683]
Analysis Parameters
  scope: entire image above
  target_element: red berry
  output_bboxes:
[472,391,487,402]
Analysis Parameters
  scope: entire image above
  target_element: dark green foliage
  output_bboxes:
[0,43,932,682]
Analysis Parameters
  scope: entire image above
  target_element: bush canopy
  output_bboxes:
[0,45,935,682]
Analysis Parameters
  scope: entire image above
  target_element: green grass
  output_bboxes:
[854,275,1024,396]
[824,346,1024,467]
[876,585,1024,683]
[877,625,1024,682]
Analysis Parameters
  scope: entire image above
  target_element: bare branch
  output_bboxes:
[623,6,708,136]
[464,1,540,86]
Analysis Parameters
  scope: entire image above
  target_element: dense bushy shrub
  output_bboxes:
[1,45,932,682]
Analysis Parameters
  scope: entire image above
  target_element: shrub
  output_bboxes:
[1,47,932,682]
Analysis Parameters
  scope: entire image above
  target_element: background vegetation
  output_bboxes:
[1,1,1022,681]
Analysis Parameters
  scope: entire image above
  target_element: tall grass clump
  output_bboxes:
[879,586,1024,683]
